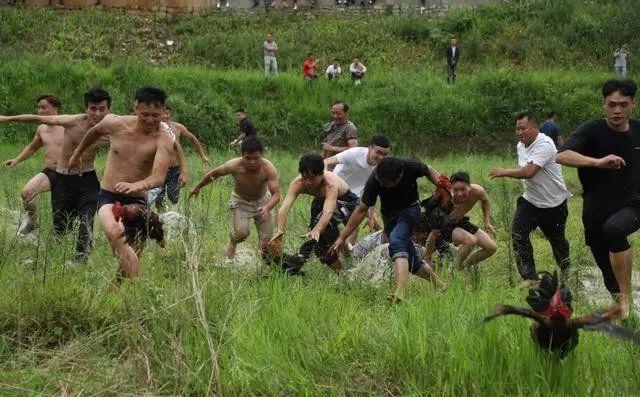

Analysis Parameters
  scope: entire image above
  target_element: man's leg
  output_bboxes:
[589,242,620,294]
[254,205,274,259]
[602,206,640,316]
[227,197,251,258]
[51,174,72,236]
[451,227,478,269]
[463,229,497,269]
[387,209,417,300]
[511,197,540,284]
[19,172,51,233]
[165,166,181,205]
[272,57,278,77]
[75,174,99,262]
[538,200,570,276]
[98,205,141,283]
[264,56,270,75]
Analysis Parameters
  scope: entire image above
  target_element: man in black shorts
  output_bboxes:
[557,78,640,317]
[332,157,447,302]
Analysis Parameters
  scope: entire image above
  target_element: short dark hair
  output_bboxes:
[516,111,537,125]
[135,86,167,107]
[84,87,111,108]
[546,111,556,119]
[298,154,324,176]
[450,171,470,184]
[307,52,313,58]
[369,134,390,148]
[332,101,349,113]
[36,93,62,110]
[602,78,637,99]
[241,136,264,154]
[235,108,245,114]
[376,157,404,183]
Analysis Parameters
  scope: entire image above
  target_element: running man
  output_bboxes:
[189,137,280,259]
[556,78,640,317]
[2,94,64,234]
[149,103,210,210]
[269,153,358,274]
[323,134,391,243]
[331,157,448,301]
[425,171,497,269]
[67,87,174,286]
[0,87,112,262]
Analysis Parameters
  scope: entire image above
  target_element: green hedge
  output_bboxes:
[0,59,614,154]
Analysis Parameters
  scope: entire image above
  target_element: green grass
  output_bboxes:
[0,144,638,395]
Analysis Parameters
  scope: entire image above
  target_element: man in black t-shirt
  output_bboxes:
[229,108,257,149]
[331,157,447,302]
[557,78,640,317]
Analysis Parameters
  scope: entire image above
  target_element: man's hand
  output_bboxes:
[303,229,320,242]
[596,154,626,170]
[489,168,507,179]
[321,142,334,152]
[114,181,145,195]
[367,212,381,231]
[266,231,284,256]
[188,186,201,199]
[256,205,268,217]
[329,237,348,255]
[484,222,496,237]
[202,156,211,167]
[2,159,16,168]
[68,154,82,174]
[178,173,188,188]
[229,140,237,148]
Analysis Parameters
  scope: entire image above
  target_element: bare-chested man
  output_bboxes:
[189,137,280,259]
[269,153,358,274]
[425,171,497,270]
[149,103,210,211]
[67,87,174,286]
[2,94,64,234]
[0,87,111,261]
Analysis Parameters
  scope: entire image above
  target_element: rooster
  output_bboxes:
[484,271,640,358]
[420,175,453,234]
[112,201,165,247]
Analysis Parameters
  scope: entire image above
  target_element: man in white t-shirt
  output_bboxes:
[490,112,572,287]
[324,134,391,243]
[326,59,342,80]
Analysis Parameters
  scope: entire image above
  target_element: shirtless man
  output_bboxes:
[150,103,210,210]
[0,87,111,261]
[67,86,174,286]
[269,153,358,274]
[425,171,497,270]
[2,94,64,234]
[189,137,280,259]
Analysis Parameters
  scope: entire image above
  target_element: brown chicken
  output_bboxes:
[484,271,640,358]
[112,201,165,247]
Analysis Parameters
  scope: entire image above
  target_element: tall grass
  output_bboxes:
[0,144,638,395]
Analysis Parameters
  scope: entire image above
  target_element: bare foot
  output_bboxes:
[386,292,404,304]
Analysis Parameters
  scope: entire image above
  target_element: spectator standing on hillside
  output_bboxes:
[446,38,460,84]
[614,43,630,76]
[303,53,320,81]
[349,58,367,85]
[229,108,257,150]
[322,101,358,166]
[263,33,278,77]
[326,59,342,80]
[539,111,563,148]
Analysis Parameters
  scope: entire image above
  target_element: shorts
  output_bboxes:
[41,168,58,188]
[98,189,161,246]
[439,216,479,243]
[228,191,274,243]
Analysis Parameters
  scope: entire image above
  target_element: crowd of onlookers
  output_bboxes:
[217,0,377,10]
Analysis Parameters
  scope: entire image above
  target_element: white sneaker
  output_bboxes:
[293,3,297,9]
[225,1,229,6]
[420,6,425,13]
[216,2,220,7]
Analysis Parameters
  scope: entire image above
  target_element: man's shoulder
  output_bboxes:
[344,120,358,131]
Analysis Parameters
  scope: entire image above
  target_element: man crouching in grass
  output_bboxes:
[269,154,358,274]
[331,157,447,302]
[68,87,174,288]
[189,137,280,261]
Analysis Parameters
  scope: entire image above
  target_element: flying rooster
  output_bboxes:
[112,202,165,247]
[484,271,640,358]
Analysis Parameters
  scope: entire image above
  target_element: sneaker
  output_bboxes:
[420,6,425,14]
[225,1,229,6]
[216,2,220,7]
[293,3,297,9]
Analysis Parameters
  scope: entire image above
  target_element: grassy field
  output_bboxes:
[0,144,639,396]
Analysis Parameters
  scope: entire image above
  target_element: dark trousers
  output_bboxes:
[511,197,570,281]
[296,192,358,267]
[51,171,100,262]
[155,165,181,210]
[447,63,457,83]
[584,205,640,293]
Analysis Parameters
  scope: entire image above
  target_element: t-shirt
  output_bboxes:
[323,120,358,158]
[333,147,375,197]
[539,120,561,145]
[263,40,277,57]
[239,117,257,137]
[517,133,571,208]
[361,158,430,215]
[303,59,316,78]
[559,119,640,217]
[326,64,342,78]
[615,50,628,68]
